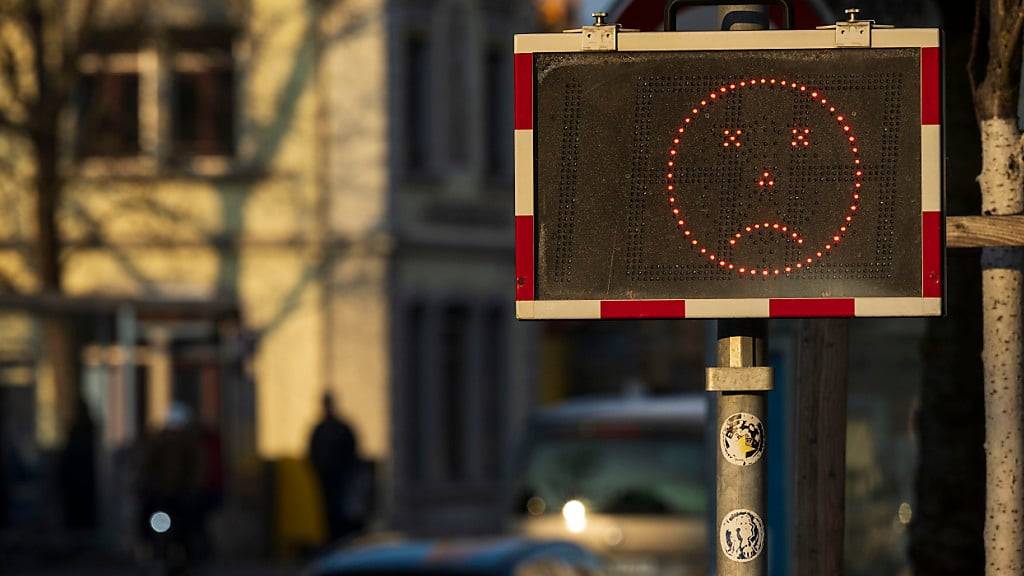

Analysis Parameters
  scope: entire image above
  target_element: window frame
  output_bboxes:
[74,28,241,179]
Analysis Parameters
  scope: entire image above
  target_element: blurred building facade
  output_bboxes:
[0,0,927,560]
[372,0,537,532]
[0,0,543,554]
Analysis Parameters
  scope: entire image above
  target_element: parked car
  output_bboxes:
[510,394,709,576]
[308,537,605,576]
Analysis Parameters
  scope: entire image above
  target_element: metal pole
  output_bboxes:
[710,319,770,575]
[711,8,769,576]
[659,3,772,573]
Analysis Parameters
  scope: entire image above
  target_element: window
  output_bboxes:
[446,8,470,167]
[441,304,469,481]
[517,436,707,517]
[76,29,236,165]
[484,47,509,179]
[77,55,141,158]
[170,31,235,158]
[405,35,432,173]
[403,303,426,482]
[480,304,507,479]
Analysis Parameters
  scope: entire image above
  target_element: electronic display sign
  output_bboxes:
[514,29,943,319]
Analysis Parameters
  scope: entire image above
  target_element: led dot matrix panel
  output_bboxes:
[514,29,943,319]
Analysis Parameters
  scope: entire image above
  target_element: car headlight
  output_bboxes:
[562,499,588,534]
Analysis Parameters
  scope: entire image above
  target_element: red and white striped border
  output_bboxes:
[514,29,943,319]
[516,297,942,319]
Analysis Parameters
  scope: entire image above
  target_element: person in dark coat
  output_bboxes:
[60,396,97,529]
[138,402,207,568]
[308,392,358,543]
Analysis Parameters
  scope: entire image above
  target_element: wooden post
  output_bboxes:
[793,319,849,576]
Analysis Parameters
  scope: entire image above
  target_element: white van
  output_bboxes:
[510,395,710,576]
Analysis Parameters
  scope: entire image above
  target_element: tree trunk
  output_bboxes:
[978,117,1024,576]
[31,94,77,438]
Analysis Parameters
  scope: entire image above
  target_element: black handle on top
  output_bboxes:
[663,0,795,31]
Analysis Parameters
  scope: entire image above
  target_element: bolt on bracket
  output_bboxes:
[817,8,894,48]
[563,12,637,52]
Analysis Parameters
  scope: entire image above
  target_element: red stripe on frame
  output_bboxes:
[769,299,854,318]
[515,215,534,300]
[600,300,686,319]
[514,53,533,130]
[922,211,943,297]
[921,47,940,125]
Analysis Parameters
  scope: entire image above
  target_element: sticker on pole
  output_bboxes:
[720,412,765,466]
[720,508,765,563]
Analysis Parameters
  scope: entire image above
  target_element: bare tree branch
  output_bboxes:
[0,266,22,294]
[74,0,99,48]
[59,0,98,95]
[977,0,1024,119]
[1010,6,1024,61]
[969,0,983,113]
[0,113,28,134]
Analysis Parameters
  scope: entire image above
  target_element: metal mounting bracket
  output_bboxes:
[816,8,894,48]
[563,12,637,52]
[706,367,774,392]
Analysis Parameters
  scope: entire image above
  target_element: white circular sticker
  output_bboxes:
[720,411,765,466]
[720,508,765,563]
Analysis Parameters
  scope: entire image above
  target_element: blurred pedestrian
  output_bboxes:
[138,402,208,571]
[308,392,358,543]
[59,395,96,530]
[0,387,6,529]
[200,422,224,524]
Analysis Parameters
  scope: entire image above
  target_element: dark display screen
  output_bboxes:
[534,49,922,300]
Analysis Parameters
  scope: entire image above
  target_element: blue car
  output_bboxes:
[308,537,605,576]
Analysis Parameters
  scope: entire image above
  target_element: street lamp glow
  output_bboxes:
[562,499,587,534]
[149,511,171,534]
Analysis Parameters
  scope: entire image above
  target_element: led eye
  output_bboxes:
[790,127,811,148]
[722,129,746,148]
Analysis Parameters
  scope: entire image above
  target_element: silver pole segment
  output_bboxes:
[711,9,769,574]
[712,326,769,576]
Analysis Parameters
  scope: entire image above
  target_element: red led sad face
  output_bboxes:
[664,78,862,277]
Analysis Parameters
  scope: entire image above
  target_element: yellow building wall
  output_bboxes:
[320,0,391,462]
[0,0,394,461]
